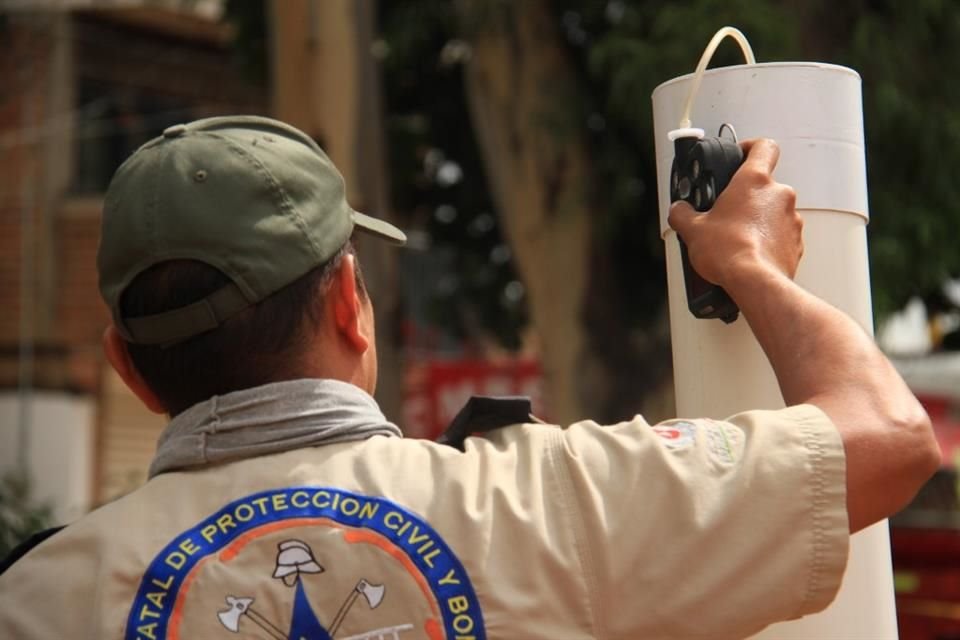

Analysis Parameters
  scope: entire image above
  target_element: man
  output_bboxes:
[0,115,938,639]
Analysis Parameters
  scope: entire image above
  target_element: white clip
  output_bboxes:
[668,127,705,142]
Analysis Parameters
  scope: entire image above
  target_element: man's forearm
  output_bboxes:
[726,260,938,532]
[727,261,884,405]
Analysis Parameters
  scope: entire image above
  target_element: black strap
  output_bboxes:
[437,396,535,451]
[123,282,250,346]
[0,526,65,576]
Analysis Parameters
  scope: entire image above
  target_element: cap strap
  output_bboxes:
[123,282,251,346]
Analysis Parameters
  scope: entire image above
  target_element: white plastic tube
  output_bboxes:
[653,63,898,639]
[678,26,755,129]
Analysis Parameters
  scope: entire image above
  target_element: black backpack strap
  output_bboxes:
[0,526,65,576]
[437,395,537,451]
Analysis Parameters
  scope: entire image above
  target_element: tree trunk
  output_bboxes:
[457,0,593,424]
[457,0,674,425]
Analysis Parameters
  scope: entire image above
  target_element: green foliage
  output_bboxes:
[566,0,801,327]
[379,1,529,348]
[585,0,797,130]
[567,0,960,321]
[836,1,960,316]
[222,0,269,87]
[0,472,53,559]
[378,0,960,342]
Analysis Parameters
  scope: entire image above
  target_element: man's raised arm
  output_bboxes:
[668,138,940,533]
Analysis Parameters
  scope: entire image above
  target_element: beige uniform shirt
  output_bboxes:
[0,405,847,639]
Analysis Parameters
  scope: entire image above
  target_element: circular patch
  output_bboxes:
[651,421,697,451]
[125,487,485,640]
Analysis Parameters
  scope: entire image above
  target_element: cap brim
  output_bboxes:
[352,211,407,245]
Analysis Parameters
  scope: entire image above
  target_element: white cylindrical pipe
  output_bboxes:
[653,63,898,639]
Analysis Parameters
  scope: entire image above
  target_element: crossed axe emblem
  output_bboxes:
[217,579,386,638]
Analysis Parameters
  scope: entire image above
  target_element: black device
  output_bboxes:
[670,130,744,323]
[437,396,534,451]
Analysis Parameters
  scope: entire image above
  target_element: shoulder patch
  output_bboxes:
[704,420,744,465]
[651,421,697,451]
[125,488,485,640]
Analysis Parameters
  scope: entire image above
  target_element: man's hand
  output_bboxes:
[668,139,803,287]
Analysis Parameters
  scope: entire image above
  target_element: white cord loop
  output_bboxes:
[678,27,756,129]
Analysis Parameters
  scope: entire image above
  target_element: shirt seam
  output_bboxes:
[545,428,605,639]
[794,411,830,617]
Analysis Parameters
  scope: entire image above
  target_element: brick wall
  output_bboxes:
[55,199,108,392]
[0,16,54,351]
[0,8,267,394]
[0,7,269,503]
[56,200,108,346]
[0,203,24,345]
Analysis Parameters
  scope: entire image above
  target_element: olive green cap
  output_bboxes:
[97,115,406,346]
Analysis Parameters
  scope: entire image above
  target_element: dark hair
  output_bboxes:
[120,242,363,416]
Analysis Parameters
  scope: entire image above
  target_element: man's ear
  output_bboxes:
[102,325,167,415]
[332,254,370,354]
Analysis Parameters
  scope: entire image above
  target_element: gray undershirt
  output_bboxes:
[148,378,402,478]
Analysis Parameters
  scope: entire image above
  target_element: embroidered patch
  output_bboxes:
[652,421,697,450]
[704,421,742,465]
[125,488,485,640]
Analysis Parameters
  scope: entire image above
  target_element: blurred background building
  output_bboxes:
[0,0,266,522]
